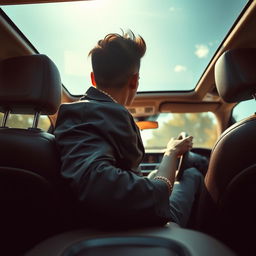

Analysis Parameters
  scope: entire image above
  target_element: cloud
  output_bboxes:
[174,65,187,72]
[194,44,209,58]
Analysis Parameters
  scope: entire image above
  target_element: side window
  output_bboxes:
[232,99,255,122]
[0,113,51,131]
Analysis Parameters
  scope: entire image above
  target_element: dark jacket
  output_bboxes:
[54,87,171,228]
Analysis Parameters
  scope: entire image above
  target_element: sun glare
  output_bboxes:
[2,0,246,94]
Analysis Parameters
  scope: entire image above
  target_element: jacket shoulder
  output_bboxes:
[56,101,132,128]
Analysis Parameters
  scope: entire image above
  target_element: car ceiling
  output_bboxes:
[0,0,255,130]
[0,0,89,4]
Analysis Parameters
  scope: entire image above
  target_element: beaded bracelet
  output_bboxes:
[154,176,173,194]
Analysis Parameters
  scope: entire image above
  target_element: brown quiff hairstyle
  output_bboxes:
[88,30,146,89]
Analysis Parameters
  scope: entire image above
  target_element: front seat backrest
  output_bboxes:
[0,54,61,181]
[196,48,256,256]
[0,54,62,254]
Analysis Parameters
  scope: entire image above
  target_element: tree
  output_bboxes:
[145,113,217,149]
[0,113,50,131]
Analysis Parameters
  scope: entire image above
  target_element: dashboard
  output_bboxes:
[140,152,163,174]
[140,148,211,175]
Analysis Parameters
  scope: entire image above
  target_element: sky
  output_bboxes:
[2,0,246,95]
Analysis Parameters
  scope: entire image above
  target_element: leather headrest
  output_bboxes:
[215,48,256,103]
[0,54,62,114]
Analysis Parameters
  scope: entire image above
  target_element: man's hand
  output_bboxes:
[165,135,193,157]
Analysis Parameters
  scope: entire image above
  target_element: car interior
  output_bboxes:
[0,0,256,255]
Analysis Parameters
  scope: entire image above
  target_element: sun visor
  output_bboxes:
[215,48,256,103]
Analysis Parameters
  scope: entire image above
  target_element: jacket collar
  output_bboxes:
[80,86,115,103]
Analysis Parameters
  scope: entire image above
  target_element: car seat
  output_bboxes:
[0,54,63,254]
[196,48,256,256]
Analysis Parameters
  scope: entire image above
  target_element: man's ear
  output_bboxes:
[90,72,96,87]
[129,73,139,90]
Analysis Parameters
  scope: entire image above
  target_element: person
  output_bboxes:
[54,31,204,229]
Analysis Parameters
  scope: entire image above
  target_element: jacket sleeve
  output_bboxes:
[54,103,172,226]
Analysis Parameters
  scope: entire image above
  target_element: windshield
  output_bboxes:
[140,112,218,150]
[2,0,246,95]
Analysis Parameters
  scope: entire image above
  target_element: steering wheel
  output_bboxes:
[176,132,190,181]
[175,132,209,181]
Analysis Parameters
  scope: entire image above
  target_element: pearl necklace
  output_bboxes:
[96,87,118,104]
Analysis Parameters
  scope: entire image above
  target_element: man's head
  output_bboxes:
[88,31,146,91]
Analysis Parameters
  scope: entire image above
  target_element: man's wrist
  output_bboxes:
[164,148,178,157]
[154,176,173,194]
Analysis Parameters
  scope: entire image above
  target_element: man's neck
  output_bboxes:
[95,86,128,106]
